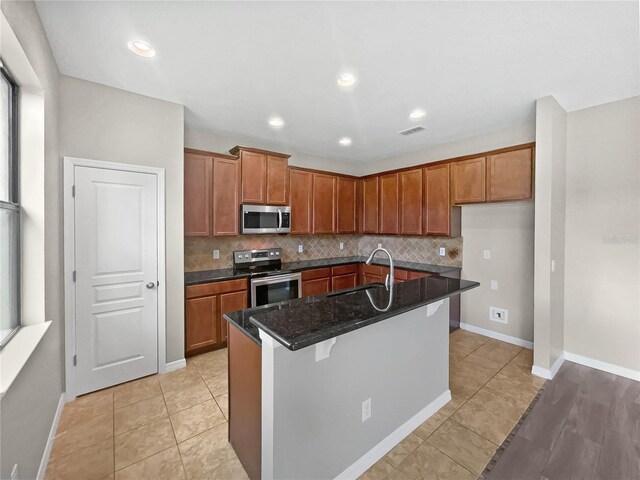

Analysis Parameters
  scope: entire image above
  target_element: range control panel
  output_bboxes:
[233,248,282,264]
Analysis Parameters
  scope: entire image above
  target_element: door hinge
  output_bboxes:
[72,271,76,282]
[72,185,75,197]
[73,354,77,366]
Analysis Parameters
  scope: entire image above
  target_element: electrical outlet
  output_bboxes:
[483,250,491,260]
[362,398,372,422]
[439,247,446,256]
[489,307,508,324]
[551,259,556,272]
[212,249,220,259]
[339,242,344,250]
[11,464,18,480]
[377,243,382,249]
[298,244,304,253]
[491,280,498,290]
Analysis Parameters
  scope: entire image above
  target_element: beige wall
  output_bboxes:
[59,76,185,363]
[0,2,63,479]
[186,127,361,176]
[533,96,567,371]
[460,202,535,342]
[564,96,640,373]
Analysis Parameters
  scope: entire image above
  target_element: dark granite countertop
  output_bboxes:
[185,256,461,286]
[224,275,479,349]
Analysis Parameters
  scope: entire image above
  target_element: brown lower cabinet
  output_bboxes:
[185,279,248,356]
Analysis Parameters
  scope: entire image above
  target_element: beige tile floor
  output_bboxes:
[46,330,543,480]
[45,348,244,480]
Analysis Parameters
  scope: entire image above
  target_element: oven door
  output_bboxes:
[251,273,302,307]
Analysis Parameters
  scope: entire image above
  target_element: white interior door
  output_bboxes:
[74,165,158,395]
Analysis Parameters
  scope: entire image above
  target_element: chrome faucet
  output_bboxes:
[365,247,394,290]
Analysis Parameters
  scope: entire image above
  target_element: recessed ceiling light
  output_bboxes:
[128,40,156,58]
[337,73,356,88]
[268,117,284,128]
[409,109,426,120]
[339,137,352,146]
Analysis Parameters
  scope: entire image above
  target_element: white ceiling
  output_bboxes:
[36,1,639,162]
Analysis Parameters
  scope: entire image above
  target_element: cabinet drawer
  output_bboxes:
[301,267,331,281]
[186,278,248,299]
[331,264,359,276]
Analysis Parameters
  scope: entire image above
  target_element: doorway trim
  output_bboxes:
[63,156,166,401]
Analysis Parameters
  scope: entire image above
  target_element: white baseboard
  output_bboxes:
[334,389,452,480]
[531,354,565,380]
[564,351,640,381]
[459,322,533,349]
[163,358,186,373]
[37,393,66,480]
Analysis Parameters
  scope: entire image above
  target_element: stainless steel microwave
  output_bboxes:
[241,204,291,234]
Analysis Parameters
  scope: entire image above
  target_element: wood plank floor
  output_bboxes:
[484,361,640,480]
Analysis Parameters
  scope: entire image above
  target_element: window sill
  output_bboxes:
[0,321,51,397]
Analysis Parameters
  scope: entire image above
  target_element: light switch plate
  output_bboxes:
[298,244,304,253]
[483,250,491,260]
[439,247,446,256]
[339,242,344,250]
[362,398,372,422]
[212,249,220,259]
[491,280,498,290]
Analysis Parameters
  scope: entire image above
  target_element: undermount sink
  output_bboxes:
[326,284,384,298]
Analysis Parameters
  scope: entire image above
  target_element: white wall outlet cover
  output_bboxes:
[483,250,491,260]
[315,338,336,362]
[551,259,556,272]
[298,244,304,253]
[212,249,220,259]
[490,280,498,290]
[439,247,446,256]
[362,398,372,422]
[377,242,383,249]
[339,242,344,250]
[489,306,508,324]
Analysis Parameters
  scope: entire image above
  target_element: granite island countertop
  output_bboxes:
[185,256,461,286]
[224,275,479,350]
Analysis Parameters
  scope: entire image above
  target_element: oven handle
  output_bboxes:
[250,272,303,307]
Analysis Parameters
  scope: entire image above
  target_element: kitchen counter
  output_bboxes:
[184,256,461,286]
[224,275,479,350]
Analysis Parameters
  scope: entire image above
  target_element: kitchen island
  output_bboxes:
[224,275,479,480]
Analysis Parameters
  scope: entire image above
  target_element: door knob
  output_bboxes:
[146,282,156,289]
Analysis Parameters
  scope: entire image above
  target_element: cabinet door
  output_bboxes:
[399,169,423,235]
[241,151,267,204]
[332,274,357,291]
[379,173,399,234]
[451,157,486,204]
[184,152,212,236]
[219,290,248,344]
[266,155,288,205]
[302,278,331,297]
[336,177,357,233]
[312,173,336,234]
[289,169,313,234]
[185,295,218,354]
[408,271,431,280]
[487,148,533,201]
[362,177,379,233]
[362,273,383,285]
[212,156,240,236]
[424,164,452,236]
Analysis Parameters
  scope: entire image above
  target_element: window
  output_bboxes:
[0,61,19,347]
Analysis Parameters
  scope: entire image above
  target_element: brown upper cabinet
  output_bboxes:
[312,173,337,234]
[487,148,534,202]
[399,169,423,235]
[424,164,460,237]
[230,146,290,205]
[184,151,212,236]
[379,173,399,234]
[336,177,357,233]
[451,157,487,204]
[289,169,313,235]
[361,177,379,234]
[212,156,240,236]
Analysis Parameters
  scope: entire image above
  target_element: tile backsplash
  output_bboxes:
[185,234,462,271]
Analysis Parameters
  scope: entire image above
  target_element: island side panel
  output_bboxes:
[228,323,262,480]
[264,299,450,480]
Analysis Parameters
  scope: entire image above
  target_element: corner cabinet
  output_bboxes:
[289,169,313,234]
[399,169,423,235]
[185,279,248,356]
[487,148,533,202]
[212,156,240,236]
[361,177,379,233]
[336,177,357,233]
[424,164,461,237]
[312,173,337,234]
[379,173,399,234]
